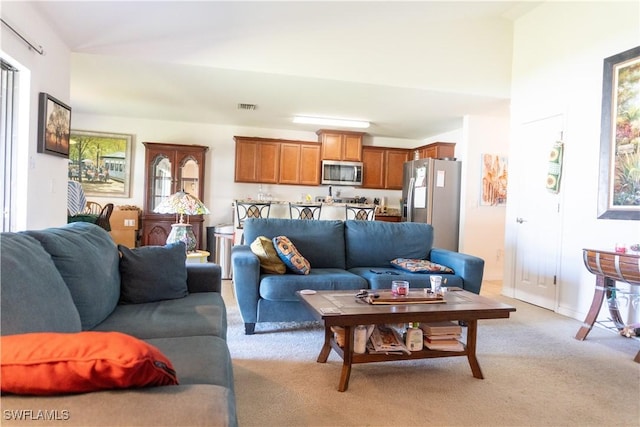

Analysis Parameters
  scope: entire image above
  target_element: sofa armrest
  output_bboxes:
[429,248,485,295]
[230,245,261,325]
[187,263,222,293]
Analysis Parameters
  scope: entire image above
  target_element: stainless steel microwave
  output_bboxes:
[321,160,363,186]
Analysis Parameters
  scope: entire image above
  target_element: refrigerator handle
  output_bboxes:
[407,176,415,222]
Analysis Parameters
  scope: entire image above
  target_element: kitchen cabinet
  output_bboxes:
[414,142,456,160]
[235,136,320,185]
[317,129,364,161]
[234,137,280,183]
[279,142,321,185]
[141,142,208,249]
[362,146,409,189]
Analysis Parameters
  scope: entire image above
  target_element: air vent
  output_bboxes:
[237,103,257,110]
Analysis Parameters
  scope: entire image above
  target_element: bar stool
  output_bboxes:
[345,205,376,221]
[289,203,322,220]
[235,200,271,243]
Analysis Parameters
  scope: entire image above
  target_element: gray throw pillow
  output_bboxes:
[119,242,188,304]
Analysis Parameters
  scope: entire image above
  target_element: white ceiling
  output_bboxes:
[32,1,540,140]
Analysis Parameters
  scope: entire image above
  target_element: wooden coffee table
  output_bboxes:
[298,289,516,391]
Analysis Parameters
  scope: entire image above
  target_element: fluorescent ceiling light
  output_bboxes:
[293,115,370,129]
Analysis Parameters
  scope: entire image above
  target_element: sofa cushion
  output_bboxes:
[259,268,366,301]
[0,233,81,335]
[273,236,311,275]
[1,331,178,395]
[23,222,120,330]
[119,242,188,304]
[350,267,463,290]
[390,258,454,273]
[243,218,346,269]
[92,293,228,340]
[345,220,434,269]
[250,236,286,274]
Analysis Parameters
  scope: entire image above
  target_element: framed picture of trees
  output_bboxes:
[597,45,640,220]
[37,93,71,158]
[69,130,133,198]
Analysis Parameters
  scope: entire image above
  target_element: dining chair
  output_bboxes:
[289,203,322,220]
[84,201,103,215]
[345,205,376,221]
[95,203,114,231]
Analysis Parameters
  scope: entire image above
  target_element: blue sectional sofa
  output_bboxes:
[232,218,485,334]
[1,222,237,427]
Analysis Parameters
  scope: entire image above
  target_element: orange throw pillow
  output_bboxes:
[1,331,178,395]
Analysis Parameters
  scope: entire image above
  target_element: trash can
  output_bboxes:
[214,224,235,279]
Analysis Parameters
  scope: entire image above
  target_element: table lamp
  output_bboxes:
[153,190,210,252]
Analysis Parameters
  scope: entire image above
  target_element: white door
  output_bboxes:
[513,115,563,310]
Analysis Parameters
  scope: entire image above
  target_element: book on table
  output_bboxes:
[423,338,464,351]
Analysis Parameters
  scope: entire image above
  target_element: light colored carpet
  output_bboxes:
[221,281,640,427]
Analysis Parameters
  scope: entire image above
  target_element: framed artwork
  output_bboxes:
[597,45,640,220]
[480,153,508,206]
[37,93,71,158]
[69,130,133,198]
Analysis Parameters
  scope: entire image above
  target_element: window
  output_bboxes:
[0,58,18,232]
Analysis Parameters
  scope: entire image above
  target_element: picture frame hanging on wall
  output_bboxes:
[37,92,72,158]
[597,45,640,220]
[68,130,133,198]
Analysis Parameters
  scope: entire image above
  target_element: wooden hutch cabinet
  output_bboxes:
[141,142,208,249]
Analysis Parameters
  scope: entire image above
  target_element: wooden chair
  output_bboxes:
[345,205,376,221]
[84,201,102,215]
[95,203,114,231]
[289,203,322,220]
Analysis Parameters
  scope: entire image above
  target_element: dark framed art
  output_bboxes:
[37,92,72,158]
[68,130,133,198]
[597,45,640,220]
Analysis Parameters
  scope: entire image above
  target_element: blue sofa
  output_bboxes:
[1,222,237,427]
[232,218,485,334]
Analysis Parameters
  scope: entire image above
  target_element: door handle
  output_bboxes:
[516,217,527,224]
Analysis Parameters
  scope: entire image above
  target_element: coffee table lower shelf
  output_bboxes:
[317,322,483,392]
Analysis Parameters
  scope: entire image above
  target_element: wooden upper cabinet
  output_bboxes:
[234,137,280,183]
[385,149,410,189]
[362,146,409,189]
[317,130,364,161]
[361,147,385,188]
[235,136,320,185]
[415,142,456,160]
[279,142,321,186]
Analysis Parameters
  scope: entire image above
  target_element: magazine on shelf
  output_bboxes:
[370,325,411,354]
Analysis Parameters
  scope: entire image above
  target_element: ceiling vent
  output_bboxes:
[237,103,257,111]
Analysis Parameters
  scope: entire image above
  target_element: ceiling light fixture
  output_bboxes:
[293,115,370,129]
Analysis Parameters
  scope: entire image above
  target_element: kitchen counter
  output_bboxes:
[233,199,395,222]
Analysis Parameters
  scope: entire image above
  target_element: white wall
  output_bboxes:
[1,2,71,230]
[506,1,640,320]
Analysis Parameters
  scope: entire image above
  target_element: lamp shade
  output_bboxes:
[153,190,210,216]
[153,190,209,252]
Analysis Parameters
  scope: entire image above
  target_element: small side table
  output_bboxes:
[186,250,210,264]
[576,248,640,363]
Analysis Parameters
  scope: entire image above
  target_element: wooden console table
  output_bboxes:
[576,248,640,363]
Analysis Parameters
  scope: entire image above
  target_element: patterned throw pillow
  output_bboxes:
[390,258,454,274]
[250,236,286,274]
[272,236,311,275]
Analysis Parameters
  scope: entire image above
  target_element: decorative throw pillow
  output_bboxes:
[250,236,286,274]
[390,258,454,274]
[1,331,178,395]
[119,242,188,304]
[272,236,311,275]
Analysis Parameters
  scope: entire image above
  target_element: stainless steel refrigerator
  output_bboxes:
[401,159,461,251]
